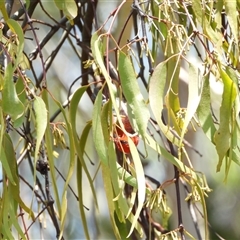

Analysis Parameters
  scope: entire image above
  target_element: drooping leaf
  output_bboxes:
[69,86,95,240]
[149,61,181,146]
[42,90,61,217]
[2,64,24,121]
[102,159,122,240]
[3,134,35,220]
[197,75,216,141]
[13,78,28,127]
[6,19,24,68]
[78,121,98,209]
[33,96,48,168]
[92,88,108,164]
[91,32,123,141]
[180,63,203,145]
[108,141,125,223]
[225,0,238,43]
[214,67,237,172]
[191,178,209,240]
[127,138,146,238]
[54,0,77,22]
[0,1,9,21]
[1,141,16,185]
[118,51,150,142]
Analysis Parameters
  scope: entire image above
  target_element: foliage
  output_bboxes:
[0,0,239,239]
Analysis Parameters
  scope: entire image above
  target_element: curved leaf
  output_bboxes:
[127,138,146,238]
[34,96,47,166]
[149,61,181,146]
[225,0,238,43]
[118,51,150,141]
[2,64,24,121]
[6,19,24,68]
[54,0,77,21]
[197,75,216,141]
[180,63,203,145]
[92,88,108,164]
[214,67,237,172]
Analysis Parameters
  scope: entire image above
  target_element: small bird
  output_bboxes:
[114,114,139,153]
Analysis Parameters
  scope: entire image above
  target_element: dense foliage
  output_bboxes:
[0,1,239,239]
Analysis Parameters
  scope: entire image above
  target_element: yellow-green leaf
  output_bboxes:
[54,0,77,21]
[225,0,238,43]
[2,64,24,121]
[127,138,146,237]
[92,88,108,164]
[118,51,150,142]
[214,67,237,172]
[180,63,203,145]
[149,61,180,146]
[0,1,9,21]
[33,96,47,176]
[6,19,24,68]
[197,75,216,141]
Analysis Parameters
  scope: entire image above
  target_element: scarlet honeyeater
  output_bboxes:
[114,115,139,153]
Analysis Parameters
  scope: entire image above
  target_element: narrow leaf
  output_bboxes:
[225,0,238,42]
[6,19,24,67]
[127,138,146,237]
[102,162,121,239]
[118,51,150,141]
[91,32,127,143]
[180,63,203,145]
[54,0,77,21]
[0,1,9,21]
[39,91,62,219]
[34,96,47,165]
[2,64,24,121]
[149,61,181,146]
[197,75,216,141]
[92,89,108,164]
[214,67,237,172]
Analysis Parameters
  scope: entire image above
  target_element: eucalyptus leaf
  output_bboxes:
[180,63,203,145]
[2,64,24,121]
[214,67,237,172]
[118,51,150,141]
[54,0,77,21]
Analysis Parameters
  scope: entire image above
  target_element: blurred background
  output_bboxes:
[1,1,240,239]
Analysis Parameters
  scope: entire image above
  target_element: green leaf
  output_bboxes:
[14,78,28,127]
[33,96,48,167]
[197,75,216,141]
[118,51,150,143]
[6,19,24,68]
[101,161,122,240]
[180,63,203,145]
[92,88,108,164]
[3,134,35,220]
[192,179,209,240]
[54,0,77,21]
[149,61,181,146]
[91,32,125,143]
[1,138,16,185]
[2,64,24,121]
[214,67,237,172]
[127,138,146,238]
[2,179,14,240]
[191,0,222,49]
[108,141,125,222]
[69,86,96,240]
[0,1,9,21]
[78,121,99,209]
[225,0,238,43]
